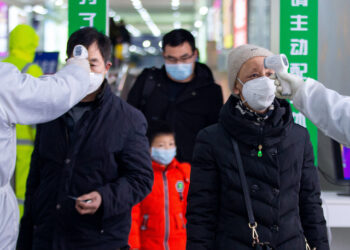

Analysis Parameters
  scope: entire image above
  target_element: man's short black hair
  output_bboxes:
[147,120,175,146]
[162,29,195,52]
[66,27,112,63]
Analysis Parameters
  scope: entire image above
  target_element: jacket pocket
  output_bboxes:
[174,212,186,230]
[140,214,149,230]
[75,160,102,175]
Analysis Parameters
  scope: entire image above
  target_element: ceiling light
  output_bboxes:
[173,21,181,29]
[55,0,64,6]
[33,5,48,15]
[171,0,180,10]
[126,24,141,37]
[147,47,157,54]
[129,45,137,52]
[194,20,203,28]
[109,10,116,17]
[143,40,151,48]
[199,6,209,16]
[130,0,161,37]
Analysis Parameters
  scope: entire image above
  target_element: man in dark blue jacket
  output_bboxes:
[16,27,153,250]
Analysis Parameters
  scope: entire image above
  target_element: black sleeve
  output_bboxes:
[17,126,43,250]
[126,69,149,109]
[206,85,223,126]
[96,110,153,218]
[186,129,219,250]
[299,131,330,250]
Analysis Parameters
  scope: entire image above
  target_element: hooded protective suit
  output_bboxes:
[2,24,43,77]
[2,24,43,218]
[0,62,90,250]
[293,78,350,147]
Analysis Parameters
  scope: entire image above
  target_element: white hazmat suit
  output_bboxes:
[0,61,91,249]
[276,72,350,147]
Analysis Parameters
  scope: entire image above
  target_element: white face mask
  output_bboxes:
[87,72,104,94]
[237,76,276,111]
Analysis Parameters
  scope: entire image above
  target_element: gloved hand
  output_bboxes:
[65,57,90,73]
[274,71,305,100]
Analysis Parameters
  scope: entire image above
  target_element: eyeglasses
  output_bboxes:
[163,53,195,64]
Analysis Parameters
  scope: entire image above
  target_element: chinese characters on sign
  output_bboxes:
[68,0,108,36]
[280,0,318,164]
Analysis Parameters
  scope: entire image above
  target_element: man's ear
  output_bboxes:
[194,48,199,59]
[105,61,112,71]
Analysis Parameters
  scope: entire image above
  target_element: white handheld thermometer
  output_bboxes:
[264,54,291,96]
[73,45,88,59]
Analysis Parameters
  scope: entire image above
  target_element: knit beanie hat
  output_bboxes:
[227,44,274,94]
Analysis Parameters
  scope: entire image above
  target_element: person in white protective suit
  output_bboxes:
[275,72,350,147]
[0,48,103,250]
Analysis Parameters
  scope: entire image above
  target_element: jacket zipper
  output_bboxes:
[257,125,264,158]
[162,171,170,250]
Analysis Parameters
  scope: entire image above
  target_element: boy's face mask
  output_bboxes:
[151,147,177,166]
[237,76,276,111]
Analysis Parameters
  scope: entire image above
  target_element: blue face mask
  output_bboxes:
[151,147,177,165]
[165,63,193,81]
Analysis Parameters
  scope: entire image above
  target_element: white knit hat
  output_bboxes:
[227,44,274,93]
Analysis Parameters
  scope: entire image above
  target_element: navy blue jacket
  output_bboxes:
[17,83,153,250]
[186,96,329,250]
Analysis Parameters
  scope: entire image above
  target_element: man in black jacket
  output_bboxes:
[127,29,223,163]
[16,27,153,250]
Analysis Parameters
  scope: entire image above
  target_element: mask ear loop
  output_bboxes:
[237,78,248,104]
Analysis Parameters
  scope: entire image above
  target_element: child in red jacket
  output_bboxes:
[129,121,190,250]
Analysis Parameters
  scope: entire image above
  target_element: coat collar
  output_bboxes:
[159,62,217,103]
[152,158,179,172]
[219,95,294,147]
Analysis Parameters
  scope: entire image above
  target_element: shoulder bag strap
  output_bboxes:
[231,138,262,246]
[231,138,256,225]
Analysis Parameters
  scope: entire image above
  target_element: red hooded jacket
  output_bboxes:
[129,158,190,250]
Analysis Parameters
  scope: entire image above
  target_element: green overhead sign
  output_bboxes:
[68,0,109,36]
[280,0,318,165]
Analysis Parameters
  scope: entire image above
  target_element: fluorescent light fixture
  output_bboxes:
[159,41,162,48]
[143,40,151,48]
[194,20,203,28]
[109,10,116,17]
[199,6,208,16]
[173,21,181,29]
[171,0,180,8]
[129,45,137,52]
[23,5,33,13]
[55,0,64,6]
[130,0,161,37]
[146,47,157,54]
[171,0,180,10]
[33,5,48,15]
[126,24,141,37]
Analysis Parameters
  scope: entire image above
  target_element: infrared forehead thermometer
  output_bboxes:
[73,45,88,59]
[264,54,291,96]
